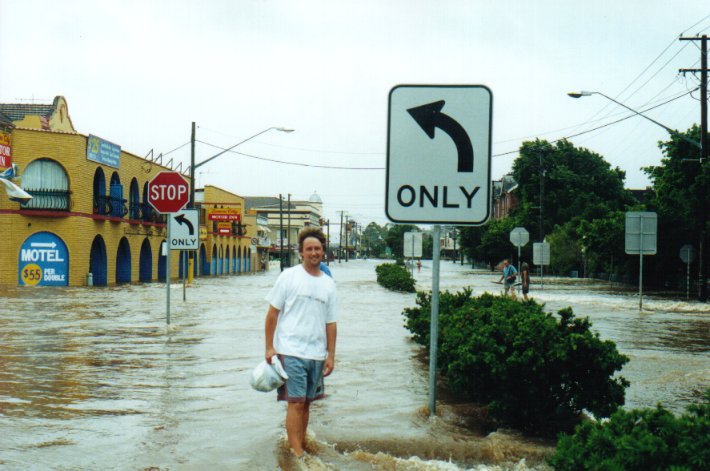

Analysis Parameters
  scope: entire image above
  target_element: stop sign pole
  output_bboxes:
[148,171,190,325]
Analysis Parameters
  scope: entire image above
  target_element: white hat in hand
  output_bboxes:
[250,356,289,392]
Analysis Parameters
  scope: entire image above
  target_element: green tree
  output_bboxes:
[512,139,632,238]
[362,222,388,257]
[643,125,706,290]
[385,224,418,259]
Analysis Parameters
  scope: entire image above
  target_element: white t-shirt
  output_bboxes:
[266,264,337,360]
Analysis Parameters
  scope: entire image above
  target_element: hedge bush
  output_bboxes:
[375,263,416,293]
[549,390,710,470]
[403,290,629,432]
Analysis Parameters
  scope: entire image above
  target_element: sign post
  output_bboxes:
[404,231,423,275]
[386,84,492,416]
[680,244,695,300]
[509,227,529,272]
[533,241,551,289]
[148,171,190,325]
[625,212,657,310]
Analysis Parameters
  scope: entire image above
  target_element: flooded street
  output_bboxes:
[1,260,708,470]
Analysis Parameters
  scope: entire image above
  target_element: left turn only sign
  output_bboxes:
[386,85,492,225]
[169,209,199,250]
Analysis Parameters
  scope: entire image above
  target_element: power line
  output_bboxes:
[198,126,381,155]
[195,140,385,170]
[492,87,698,158]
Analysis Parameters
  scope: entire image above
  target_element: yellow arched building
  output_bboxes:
[0,96,261,287]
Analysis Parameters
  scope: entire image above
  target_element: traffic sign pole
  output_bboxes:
[428,225,441,416]
[166,220,171,325]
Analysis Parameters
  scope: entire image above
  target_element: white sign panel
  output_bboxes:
[386,85,492,225]
[169,209,199,250]
[625,211,657,255]
[533,242,551,266]
[403,231,423,258]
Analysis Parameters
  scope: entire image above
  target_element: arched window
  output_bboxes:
[93,168,109,215]
[108,172,126,217]
[21,158,70,210]
[129,178,140,220]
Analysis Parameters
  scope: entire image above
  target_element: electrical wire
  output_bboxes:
[195,140,385,170]
[492,87,698,158]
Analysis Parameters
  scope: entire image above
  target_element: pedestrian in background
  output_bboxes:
[264,227,337,462]
[498,259,518,298]
[521,262,530,301]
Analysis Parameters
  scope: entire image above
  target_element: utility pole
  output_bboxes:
[189,122,196,280]
[680,34,709,300]
[279,194,284,271]
[287,193,291,268]
[326,219,330,265]
[339,211,344,263]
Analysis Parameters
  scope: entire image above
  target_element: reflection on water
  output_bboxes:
[0,260,708,469]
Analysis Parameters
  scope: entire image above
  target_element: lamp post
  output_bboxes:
[568,90,706,299]
[189,125,294,208]
[567,91,701,150]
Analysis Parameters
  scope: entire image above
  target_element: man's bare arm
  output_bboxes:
[265,304,280,362]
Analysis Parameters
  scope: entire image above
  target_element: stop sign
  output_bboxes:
[148,171,190,213]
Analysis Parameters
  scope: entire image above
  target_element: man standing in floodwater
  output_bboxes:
[264,227,337,460]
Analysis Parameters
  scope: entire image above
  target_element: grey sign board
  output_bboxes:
[625,212,657,255]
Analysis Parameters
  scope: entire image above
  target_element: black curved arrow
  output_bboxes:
[407,100,473,172]
[174,214,194,235]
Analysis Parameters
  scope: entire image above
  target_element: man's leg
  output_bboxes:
[286,402,306,456]
[302,401,310,450]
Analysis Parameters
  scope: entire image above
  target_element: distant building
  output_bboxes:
[244,192,325,266]
[491,174,518,220]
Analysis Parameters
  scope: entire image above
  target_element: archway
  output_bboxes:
[116,237,132,283]
[93,168,107,215]
[158,240,166,281]
[89,235,108,286]
[200,244,209,275]
[139,238,152,282]
[129,178,140,220]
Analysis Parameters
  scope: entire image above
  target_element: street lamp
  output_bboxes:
[567,91,701,150]
[189,126,294,207]
[568,90,707,299]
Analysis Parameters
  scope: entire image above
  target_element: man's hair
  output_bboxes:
[298,227,326,251]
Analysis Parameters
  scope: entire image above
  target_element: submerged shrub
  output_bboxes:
[402,291,629,432]
[376,263,416,293]
[549,389,710,470]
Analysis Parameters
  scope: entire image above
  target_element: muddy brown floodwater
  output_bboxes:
[1,260,708,469]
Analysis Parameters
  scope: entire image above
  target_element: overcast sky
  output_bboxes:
[2,0,709,228]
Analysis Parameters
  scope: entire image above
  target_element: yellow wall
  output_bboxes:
[1,128,261,286]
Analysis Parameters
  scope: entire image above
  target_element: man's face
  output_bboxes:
[300,236,324,268]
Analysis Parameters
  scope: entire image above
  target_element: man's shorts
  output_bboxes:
[276,355,325,403]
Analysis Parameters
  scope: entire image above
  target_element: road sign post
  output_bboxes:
[148,171,191,326]
[509,227,529,272]
[680,244,695,300]
[625,211,657,310]
[386,84,493,416]
[533,241,550,289]
[404,231,423,275]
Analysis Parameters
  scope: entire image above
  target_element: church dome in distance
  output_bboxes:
[309,191,322,204]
